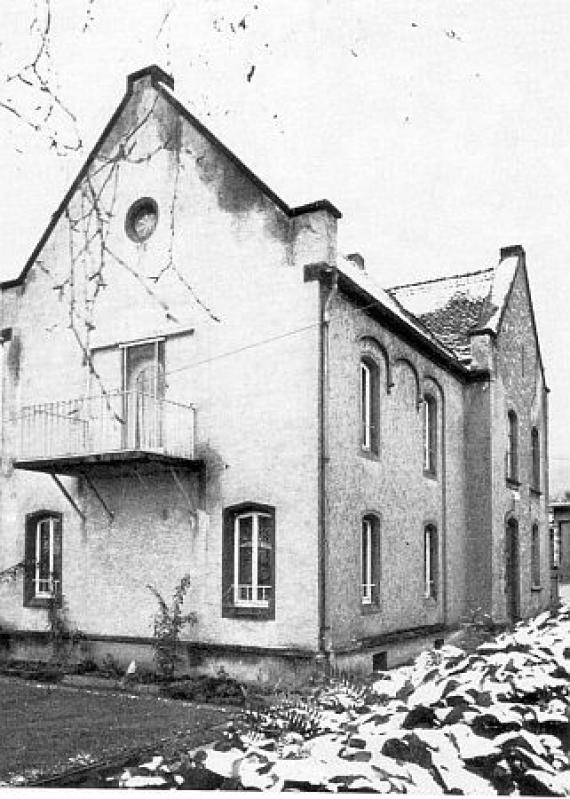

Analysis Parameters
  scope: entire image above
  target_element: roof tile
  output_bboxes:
[387,269,495,363]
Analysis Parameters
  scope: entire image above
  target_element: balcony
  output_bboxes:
[14,390,198,475]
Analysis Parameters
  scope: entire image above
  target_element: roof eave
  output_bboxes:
[306,263,490,382]
[157,84,342,220]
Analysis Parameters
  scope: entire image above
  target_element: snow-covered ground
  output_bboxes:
[119,606,570,793]
[559,584,570,605]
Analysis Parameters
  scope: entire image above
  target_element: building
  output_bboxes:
[549,501,570,597]
[0,66,550,682]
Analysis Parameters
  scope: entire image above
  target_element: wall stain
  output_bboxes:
[7,336,21,383]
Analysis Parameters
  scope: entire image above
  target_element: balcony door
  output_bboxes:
[122,340,165,451]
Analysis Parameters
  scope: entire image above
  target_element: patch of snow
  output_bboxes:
[484,255,518,331]
[336,256,457,357]
[389,270,492,318]
[138,754,163,771]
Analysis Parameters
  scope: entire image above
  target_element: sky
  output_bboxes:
[0,0,569,493]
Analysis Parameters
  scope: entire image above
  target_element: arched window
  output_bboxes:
[360,357,379,454]
[506,410,518,482]
[423,394,437,475]
[531,427,540,490]
[531,523,541,587]
[361,515,380,606]
[424,524,438,599]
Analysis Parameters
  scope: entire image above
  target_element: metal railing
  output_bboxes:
[17,390,196,461]
[235,584,271,606]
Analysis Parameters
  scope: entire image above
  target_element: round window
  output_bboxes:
[125,198,159,243]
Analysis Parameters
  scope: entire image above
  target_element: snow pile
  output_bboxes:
[127,606,570,793]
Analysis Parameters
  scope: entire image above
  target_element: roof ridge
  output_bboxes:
[388,266,495,293]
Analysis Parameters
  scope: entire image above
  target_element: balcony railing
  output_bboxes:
[16,390,196,463]
[234,584,271,607]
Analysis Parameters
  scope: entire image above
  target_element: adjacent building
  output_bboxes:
[549,501,570,598]
[0,66,550,681]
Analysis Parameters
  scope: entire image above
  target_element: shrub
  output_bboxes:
[46,592,83,668]
[100,653,124,679]
[147,574,197,681]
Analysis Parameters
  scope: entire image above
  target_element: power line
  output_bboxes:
[164,321,318,377]
[162,289,444,379]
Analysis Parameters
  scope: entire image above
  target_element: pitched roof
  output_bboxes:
[1,65,341,290]
[386,254,519,363]
[337,256,459,359]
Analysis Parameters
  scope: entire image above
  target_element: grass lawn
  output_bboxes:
[0,676,232,782]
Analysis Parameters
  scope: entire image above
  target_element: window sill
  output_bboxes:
[359,447,379,462]
[530,487,542,497]
[423,469,437,481]
[506,478,521,489]
[361,601,381,615]
[23,595,61,609]
[222,604,274,620]
[531,584,543,593]
[423,595,438,605]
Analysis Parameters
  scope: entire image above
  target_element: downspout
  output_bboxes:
[544,385,552,604]
[317,267,337,664]
[440,394,448,629]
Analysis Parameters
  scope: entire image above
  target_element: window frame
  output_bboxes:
[550,525,562,569]
[506,410,519,484]
[222,502,275,620]
[531,427,541,492]
[361,514,380,609]
[424,524,438,600]
[24,511,62,609]
[360,357,379,456]
[423,394,437,476]
[531,523,541,588]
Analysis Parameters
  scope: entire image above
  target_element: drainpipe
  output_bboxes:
[317,266,337,665]
[441,394,448,629]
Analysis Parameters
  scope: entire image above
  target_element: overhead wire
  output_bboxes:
[161,286,447,379]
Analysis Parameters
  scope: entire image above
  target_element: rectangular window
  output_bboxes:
[531,428,540,490]
[234,512,272,607]
[222,503,275,619]
[35,518,55,597]
[531,524,541,587]
[551,525,561,568]
[361,361,371,451]
[424,525,438,599]
[360,359,379,454]
[506,411,518,483]
[362,518,373,604]
[361,516,380,607]
[423,396,437,474]
[24,512,62,608]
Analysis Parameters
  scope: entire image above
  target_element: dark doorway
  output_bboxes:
[505,519,520,621]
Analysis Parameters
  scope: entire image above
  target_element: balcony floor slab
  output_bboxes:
[13,450,202,477]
